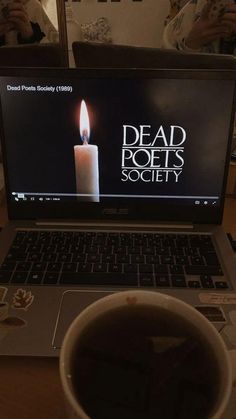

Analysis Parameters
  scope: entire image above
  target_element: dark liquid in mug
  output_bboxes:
[71,304,221,419]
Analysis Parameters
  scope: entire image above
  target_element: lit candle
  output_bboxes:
[74,100,99,202]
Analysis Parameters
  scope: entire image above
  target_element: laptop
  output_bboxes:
[0,67,236,358]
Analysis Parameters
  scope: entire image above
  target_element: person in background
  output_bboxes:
[163,0,236,158]
[163,0,236,54]
[0,0,58,46]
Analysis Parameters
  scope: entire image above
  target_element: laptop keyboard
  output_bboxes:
[0,230,229,289]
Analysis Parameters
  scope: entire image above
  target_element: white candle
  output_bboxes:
[74,100,99,202]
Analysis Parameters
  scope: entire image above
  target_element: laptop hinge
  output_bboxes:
[35,220,194,230]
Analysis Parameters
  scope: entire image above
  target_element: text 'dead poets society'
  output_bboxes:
[121,125,186,183]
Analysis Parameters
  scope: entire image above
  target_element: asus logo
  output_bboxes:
[102,208,129,215]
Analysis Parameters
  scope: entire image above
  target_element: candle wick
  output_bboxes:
[81,129,89,145]
[82,136,88,145]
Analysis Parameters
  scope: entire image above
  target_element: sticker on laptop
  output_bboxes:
[0,297,26,343]
[11,289,34,311]
[222,310,236,347]
[199,293,236,305]
[0,286,7,302]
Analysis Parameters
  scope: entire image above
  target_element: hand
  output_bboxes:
[185,3,230,50]
[0,21,15,36]
[220,4,236,34]
[6,1,33,40]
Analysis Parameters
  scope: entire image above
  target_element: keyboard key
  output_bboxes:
[84,246,99,254]
[169,265,184,275]
[87,254,101,263]
[28,244,42,253]
[43,253,57,262]
[56,244,70,253]
[203,253,220,266]
[43,272,59,284]
[215,281,229,289]
[170,247,184,256]
[156,275,170,287]
[161,256,174,264]
[47,262,62,272]
[154,265,168,274]
[102,246,114,254]
[176,237,188,246]
[190,256,204,265]
[72,253,86,263]
[78,263,92,273]
[102,254,115,263]
[0,270,12,283]
[124,264,138,274]
[200,275,214,289]
[188,280,201,288]
[1,262,16,270]
[175,256,188,265]
[142,247,155,255]
[108,263,122,273]
[13,231,27,243]
[60,272,137,286]
[6,252,26,261]
[139,264,153,273]
[93,263,108,273]
[61,263,77,273]
[16,262,32,271]
[27,272,43,284]
[157,247,170,256]
[140,274,154,287]
[227,233,236,252]
[32,262,47,271]
[27,253,42,262]
[11,271,28,284]
[162,238,174,247]
[42,245,55,253]
[128,247,141,255]
[117,255,130,264]
[184,247,198,256]
[171,275,187,287]
[146,255,160,263]
[131,255,145,264]
[185,265,223,276]
[58,253,72,263]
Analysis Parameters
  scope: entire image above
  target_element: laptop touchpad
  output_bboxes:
[52,290,226,350]
[52,290,115,349]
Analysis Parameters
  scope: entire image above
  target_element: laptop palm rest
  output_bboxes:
[52,290,115,349]
[52,289,225,350]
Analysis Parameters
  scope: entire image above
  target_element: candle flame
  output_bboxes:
[80,100,90,144]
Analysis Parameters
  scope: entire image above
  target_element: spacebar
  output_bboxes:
[60,272,137,286]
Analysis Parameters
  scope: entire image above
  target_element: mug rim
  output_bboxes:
[60,290,232,419]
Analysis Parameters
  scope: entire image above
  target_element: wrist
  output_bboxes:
[20,25,33,40]
[184,36,202,51]
[179,37,202,52]
[18,22,45,44]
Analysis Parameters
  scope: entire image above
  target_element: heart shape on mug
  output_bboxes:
[126,296,137,305]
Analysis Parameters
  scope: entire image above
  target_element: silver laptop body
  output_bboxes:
[0,67,235,358]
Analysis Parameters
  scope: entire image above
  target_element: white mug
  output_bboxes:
[60,290,236,419]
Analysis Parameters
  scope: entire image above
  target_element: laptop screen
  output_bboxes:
[0,68,235,223]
